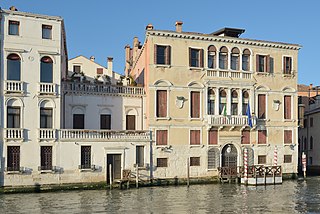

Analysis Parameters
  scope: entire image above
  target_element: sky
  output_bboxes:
[1,0,319,86]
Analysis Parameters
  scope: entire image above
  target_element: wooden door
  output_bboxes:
[107,154,122,182]
[126,115,136,130]
[222,144,237,167]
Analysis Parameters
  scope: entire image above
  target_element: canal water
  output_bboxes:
[1,177,320,213]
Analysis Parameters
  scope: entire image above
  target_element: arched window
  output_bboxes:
[242,91,249,115]
[242,49,251,71]
[231,48,240,70]
[219,89,227,115]
[40,56,53,83]
[7,54,21,81]
[208,88,215,115]
[219,47,228,70]
[7,98,22,128]
[231,90,238,115]
[40,100,54,129]
[208,46,216,69]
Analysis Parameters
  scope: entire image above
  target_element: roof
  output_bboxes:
[1,8,63,21]
[211,27,245,38]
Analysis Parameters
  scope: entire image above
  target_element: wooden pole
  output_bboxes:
[136,164,139,188]
[109,164,112,190]
[187,158,190,187]
[302,152,307,179]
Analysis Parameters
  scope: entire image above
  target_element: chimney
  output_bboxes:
[9,6,18,11]
[309,84,313,90]
[107,57,113,73]
[90,56,95,61]
[132,37,139,62]
[125,45,131,76]
[175,21,183,33]
[146,24,154,30]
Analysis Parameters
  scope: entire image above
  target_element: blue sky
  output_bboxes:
[1,0,319,85]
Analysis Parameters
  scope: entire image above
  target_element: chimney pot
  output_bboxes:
[90,56,95,61]
[146,24,154,30]
[175,21,183,33]
[107,57,113,73]
[9,6,18,11]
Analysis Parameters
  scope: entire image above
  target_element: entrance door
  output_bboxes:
[107,154,121,182]
[222,144,237,167]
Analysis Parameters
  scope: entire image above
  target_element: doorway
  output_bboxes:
[107,154,121,182]
[222,144,237,167]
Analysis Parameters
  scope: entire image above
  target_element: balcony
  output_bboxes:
[62,82,145,96]
[59,129,150,142]
[38,83,57,95]
[39,129,56,141]
[208,115,256,127]
[207,69,253,80]
[5,80,24,94]
[4,128,24,141]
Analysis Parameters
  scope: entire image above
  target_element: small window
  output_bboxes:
[73,65,81,73]
[190,130,200,145]
[7,146,20,171]
[100,114,111,130]
[283,56,292,74]
[73,114,84,129]
[190,157,200,166]
[136,146,144,167]
[191,91,200,118]
[284,155,292,163]
[97,68,103,74]
[40,108,53,128]
[7,106,21,128]
[189,48,203,68]
[42,25,52,39]
[284,130,292,144]
[219,46,228,69]
[258,130,267,144]
[256,55,270,72]
[258,155,266,164]
[9,20,19,35]
[231,47,240,70]
[155,45,171,65]
[156,90,167,118]
[208,45,216,69]
[157,158,168,167]
[242,49,250,71]
[208,129,218,145]
[81,146,91,169]
[40,146,52,170]
[242,130,250,144]
[310,117,314,127]
[126,115,136,130]
[156,130,168,145]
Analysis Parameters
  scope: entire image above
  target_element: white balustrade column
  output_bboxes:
[227,88,231,115]
[239,88,243,115]
[215,88,220,115]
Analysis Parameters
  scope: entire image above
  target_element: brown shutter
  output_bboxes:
[126,115,135,130]
[97,68,103,74]
[284,95,291,119]
[209,129,217,145]
[200,49,204,67]
[258,130,267,144]
[266,55,270,73]
[191,91,200,118]
[284,130,292,144]
[166,46,171,65]
[256,54,259,72]
[189,47,192,67]
[190,130,200,145]
[156,130,168,145]
[157,90,167,117]
[242,130,250,144]
[288,57,292,72]
[196,130,200,144]
[258,94,266,119]
[283,57,286,74]
[154,44,158,64]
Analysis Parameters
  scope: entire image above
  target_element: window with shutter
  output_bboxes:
[256,55,270,72]
[156,130,168,145]
[208,129,218,145]
[126,115,136,130]
[189,48,203,68]
[283,56,292,74]
[7,146,20,171]
[284,130,292,144]
[156,90,167,117]
[284,95,291,119]
[190,130,200,145]
[73,114,85,129]
[242,130,250,144]
[155,45,171,65]
[191,91,200,118]
[81,146,91,169]
[258,94,266,119]
[258,130,267,144]
[100,114,111,129]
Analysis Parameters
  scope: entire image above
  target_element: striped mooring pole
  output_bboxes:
[274,146,278,166]
[244,148,248,183]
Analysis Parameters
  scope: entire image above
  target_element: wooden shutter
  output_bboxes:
[191,91,200,118]
[258,94,266,119]
[126,115,136,130]
[100,114,111,129]
[242,130,250,144]
[157,90,167,117]
[190,130,200,145]
[266,55,270,73]
[73,114,84,129]
[200,49,204,67]
[166,46,171,65]
[284,95,291,119]
[258,130,267,144]
[154,44,158,64]
[97,68,103,74]
[284,130,292,144]
[189,47,192,67]
[288,57,292,72]
[208,129,217,145]
[256,54,259,72]
[156,130,168,145]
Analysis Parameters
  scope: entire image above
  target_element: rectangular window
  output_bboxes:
[190,130,200,145]
[242,130,250,144]
[284,96,291,119]
[219,53,228,69]
[208,52,216,68]
[256,55,270,72]
[40,108,53,128]
[9,20,19,35]
[191,91,200,118]
[7,146,20,171]
[155,45,171,65]
[310,117,314,127]
[73,114,84,129]
[258,130,267,144]
[42,25,52,39]
[283,56,292,74]
[73,65,81,73]
[258,94,266,119]
[190,157,200,166]
[7,107,20,128]
[242,55,250,71]
[258,155,266,164]
[126,115,136,130]
[136,146,144,167]
[156,90,167,117]
[157,158,168,167]
[284,130,292,144]
[156,130,168,145]
[284,155,292,163]
[189,48,203,68]
[81,146,91,169]
[40,146,52,170]
[231,55,239,70]
[100,114,111,130]
[208,129,218,145]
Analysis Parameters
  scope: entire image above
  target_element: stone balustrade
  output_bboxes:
[5,128,24,140]
[39,83,56,95]
[39,129,56,140]
[5,80,24,93]
[207,69,253,79]
[208,115,256,127]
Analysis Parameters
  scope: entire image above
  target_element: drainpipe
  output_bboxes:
[149,130,153,181]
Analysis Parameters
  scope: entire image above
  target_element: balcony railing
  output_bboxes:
[5,80,24,93]
[39,129,56,140]
[39,83,56,95]
[207,69,253,79]
[4,128,24,140]
[62,82,145,96]
[208,115,256,127]
[59,129,150,142]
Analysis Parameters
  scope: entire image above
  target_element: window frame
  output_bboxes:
[7,146,20,172]
[258,155,266,165]
[80,146,91,169]
[136,145,145,168]
[284,95,292,120]
[8,20,20,36]
[157,158,168,167]
[190,129,201,145]
[154,45,171,65]
[284,130,293,145]
[40,107,53,129]
[40,146,53,171]
[283,56,292,74]
[256,54,270,73]
[189,47,204,68]
[258,129,267,145]
[7,53,21,81]
[156,90,168,118]
[42,24,52,39]
[73,114,85,129]
[40,56,53,83]
[156,130,168,146]
[7,106,21,128]
[100,114,111,130]
[190,157,200,166]
[190,91,201,118]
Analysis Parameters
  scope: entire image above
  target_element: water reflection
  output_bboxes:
[1,177,320,213]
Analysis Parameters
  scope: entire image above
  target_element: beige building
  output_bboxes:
[127,22,301,179]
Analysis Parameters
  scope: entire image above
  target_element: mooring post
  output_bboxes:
[109,164,112,190]
[187,158,190,187]
[136,164,139,188]
[302,152,307,179]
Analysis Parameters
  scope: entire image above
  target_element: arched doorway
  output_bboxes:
[222,144,237,167]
